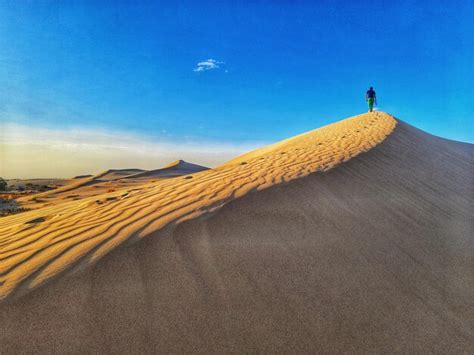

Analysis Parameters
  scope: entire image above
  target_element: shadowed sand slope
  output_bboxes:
[1,112,473,353]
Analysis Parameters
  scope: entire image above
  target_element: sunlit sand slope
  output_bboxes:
[17,162,210,211]
[0,112,395,301]
[29,168,146,196]
[1,112,473,353]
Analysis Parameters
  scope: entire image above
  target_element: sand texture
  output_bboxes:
[0,112,395,301]
[1,111,473,353]
[15,161,209,211]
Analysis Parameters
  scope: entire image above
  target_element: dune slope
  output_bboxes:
[0,112,395,301]
[123,160,209,179]
[17,168,146,201]
[1,112,473,353]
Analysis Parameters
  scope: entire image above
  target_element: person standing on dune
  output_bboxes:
[366,87,377,112]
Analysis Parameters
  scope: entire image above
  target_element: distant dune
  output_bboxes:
[123,160,209,179]
[72,174,93,179]
[94,168,147,181]
[16,162,209,211]
[0,112,472,353]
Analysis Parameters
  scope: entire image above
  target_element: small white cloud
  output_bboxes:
[194,59,224,72]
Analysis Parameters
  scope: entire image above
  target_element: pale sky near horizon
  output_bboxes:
[1,123,262,179]
[1,1,473,178]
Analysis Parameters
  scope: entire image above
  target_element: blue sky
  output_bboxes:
[0,1,473,177]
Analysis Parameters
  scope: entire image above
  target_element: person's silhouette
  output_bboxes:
[365,87,377,112]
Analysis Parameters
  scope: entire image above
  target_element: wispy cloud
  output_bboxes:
[194,59,224,72]
[0,123,264,179]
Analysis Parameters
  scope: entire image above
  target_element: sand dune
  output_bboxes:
[123,160,209,179]
[23,168,146,198]
[16,162,209,211]
[1,111,473,353]
[0,112,395,301]
[16,169,141,202]
[92,168,146,181]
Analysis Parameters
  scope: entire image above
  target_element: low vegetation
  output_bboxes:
[0,177,7,191]
[0,195,29,217]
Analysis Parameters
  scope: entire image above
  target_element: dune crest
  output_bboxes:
[0,112,396,301]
